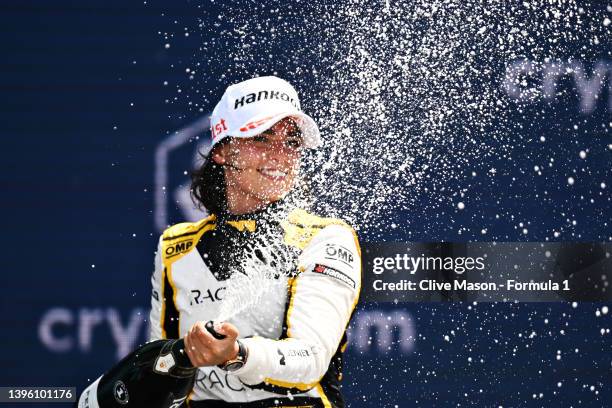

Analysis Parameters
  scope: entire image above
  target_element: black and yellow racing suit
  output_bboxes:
[149,202,361,407]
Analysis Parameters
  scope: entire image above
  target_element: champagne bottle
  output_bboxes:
[78,338,196,408]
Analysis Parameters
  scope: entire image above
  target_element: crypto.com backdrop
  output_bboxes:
[1,1,610,407]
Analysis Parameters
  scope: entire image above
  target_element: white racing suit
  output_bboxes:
[149,204,361,407]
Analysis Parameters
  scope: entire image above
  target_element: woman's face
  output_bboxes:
[212,117,304,214]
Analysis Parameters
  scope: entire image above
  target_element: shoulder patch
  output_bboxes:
[312,264,356,289]
[162,215,216,241]
[161,215,216,265]
[281,208,350,250]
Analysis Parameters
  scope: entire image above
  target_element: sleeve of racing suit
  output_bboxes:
[149,236,164,341]
[233,224,361,391]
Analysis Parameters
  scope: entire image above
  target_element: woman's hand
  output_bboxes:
[183,321,239,367]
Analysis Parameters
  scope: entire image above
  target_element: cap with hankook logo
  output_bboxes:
[209,76,321,150]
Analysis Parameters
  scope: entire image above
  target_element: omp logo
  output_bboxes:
[165,240,193,257]
[155,116,211,232]
[503,58,611,114]
[324,243,355,266]
[347,310,415,354]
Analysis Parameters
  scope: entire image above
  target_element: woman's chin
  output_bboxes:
[260,190,289,204]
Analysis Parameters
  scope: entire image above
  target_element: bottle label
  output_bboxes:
[154,353,177,374]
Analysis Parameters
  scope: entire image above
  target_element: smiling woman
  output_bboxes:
[78,76,362,408]
[192,117,305,216]
[170,77,362,407]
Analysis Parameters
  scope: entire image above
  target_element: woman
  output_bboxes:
[149,75,361,407]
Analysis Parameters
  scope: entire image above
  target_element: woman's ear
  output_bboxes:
[211,144,228,165]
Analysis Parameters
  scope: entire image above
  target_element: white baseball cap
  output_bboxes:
[209,76,321,150]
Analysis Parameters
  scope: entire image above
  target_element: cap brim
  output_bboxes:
[233,111,321,149]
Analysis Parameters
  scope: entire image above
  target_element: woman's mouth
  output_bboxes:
[258,168,288,180]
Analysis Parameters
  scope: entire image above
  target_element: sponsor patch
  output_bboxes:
[164,239,194,258]
[312,264,356,289]
[190,287,226,305]
[324,243,355,266]
[234,90,300,110]
[211,118,228,140]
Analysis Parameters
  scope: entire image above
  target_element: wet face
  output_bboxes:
[211,117,304,214]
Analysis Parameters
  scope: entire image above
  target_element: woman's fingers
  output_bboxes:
[183,332,200,366]
[184,322,214,366]
[185,334,204,366]
[217,322,239,339]
[191,328,213,354]
[183,321,241,367]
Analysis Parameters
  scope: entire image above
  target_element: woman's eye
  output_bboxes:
[252,135,269,143]
[286,139,303,149]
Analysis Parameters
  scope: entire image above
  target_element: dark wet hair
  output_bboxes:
[190,140,229,215]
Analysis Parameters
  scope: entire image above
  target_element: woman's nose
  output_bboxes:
[267,142,297,157]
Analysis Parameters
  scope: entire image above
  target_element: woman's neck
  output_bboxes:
[226,191,287,215]
[227,198,268,215]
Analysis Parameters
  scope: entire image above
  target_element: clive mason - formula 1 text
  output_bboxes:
[373,279,570,292]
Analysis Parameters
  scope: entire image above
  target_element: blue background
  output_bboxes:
[0,1,610,407]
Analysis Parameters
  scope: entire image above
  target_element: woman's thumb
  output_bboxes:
[218,322,239,339]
